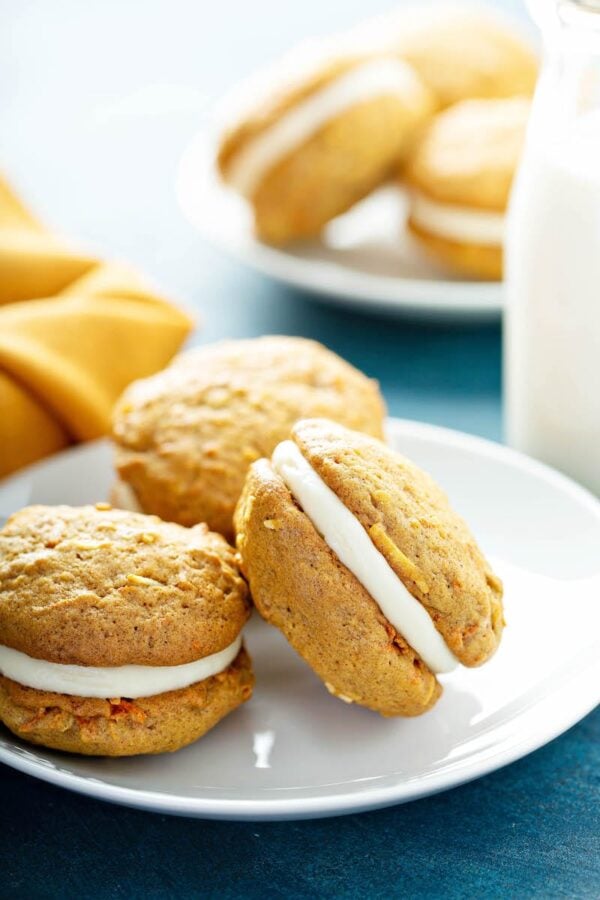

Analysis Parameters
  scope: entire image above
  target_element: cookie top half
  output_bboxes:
[112,337,386,537]
[0,505,249,667]
[393,7,538,108]
[218,50,363,176]
[405,96,530,210]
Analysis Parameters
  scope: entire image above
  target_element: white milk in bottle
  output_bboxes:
[505,0,600,494]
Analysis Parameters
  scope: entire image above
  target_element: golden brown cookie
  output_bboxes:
[404,96,530,279]
[391,6,538,108]
[217,45,434,243]
[112,336,386,540]
[0,504,253,756]
[235,418,503,717]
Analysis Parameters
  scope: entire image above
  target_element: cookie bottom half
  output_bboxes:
[0,647,254,756]
[408,219,502,280]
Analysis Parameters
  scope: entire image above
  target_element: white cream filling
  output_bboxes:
[272,441,458,674]
[111,478,143,514]
[0,634,242,699]
[225,57,427,199]
[410,191,505,246]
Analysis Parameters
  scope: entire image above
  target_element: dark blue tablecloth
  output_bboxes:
[2,710,597,898]
[0,1,598,896]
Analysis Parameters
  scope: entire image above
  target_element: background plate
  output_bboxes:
[177,134,504,321]
[0,420,598,820]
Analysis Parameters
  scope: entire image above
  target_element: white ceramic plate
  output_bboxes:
[177,134,503,321]
[0,420,598,821]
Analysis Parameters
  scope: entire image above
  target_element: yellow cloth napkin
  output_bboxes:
[0,177,193,477]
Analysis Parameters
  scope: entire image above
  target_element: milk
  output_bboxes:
[505,110,600,494]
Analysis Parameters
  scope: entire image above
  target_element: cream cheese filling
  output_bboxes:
[410,191,506,246]
[0,634,242,699]
[272,440,458,674]
[225,57,427,199]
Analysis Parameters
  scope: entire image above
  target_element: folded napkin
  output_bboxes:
[0,177,193,477]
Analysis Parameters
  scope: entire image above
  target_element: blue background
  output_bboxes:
[0,1,597,896]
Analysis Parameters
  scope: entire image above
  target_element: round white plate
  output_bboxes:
[0,419,598,821]
[177,133,503,321]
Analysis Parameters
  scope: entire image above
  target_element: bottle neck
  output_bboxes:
[529,0,600,45]
[558,0,600,28]
[526,0,600,137]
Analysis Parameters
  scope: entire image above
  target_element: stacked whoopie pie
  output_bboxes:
[216,4,537,279]
[0,337,504,755]
[0,505,252,756]
[404,95,530,280]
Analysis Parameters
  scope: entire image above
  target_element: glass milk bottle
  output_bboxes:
[505,0,600,494]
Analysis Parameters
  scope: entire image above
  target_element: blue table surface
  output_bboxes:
[1,1,598,897]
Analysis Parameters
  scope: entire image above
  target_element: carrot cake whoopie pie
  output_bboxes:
[235,418,503,717]
[0,504,253,756]
[217,45,434,243]
[404,96,530,280]
[112,336,386,540]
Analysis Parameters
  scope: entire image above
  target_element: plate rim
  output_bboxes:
[176,132,504,319]
[0,418,598,821]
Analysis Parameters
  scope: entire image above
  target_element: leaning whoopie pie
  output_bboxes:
[0,504,253,755]
[217,44,434,243]
[111,336,386,540]
[235,419,503,717]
